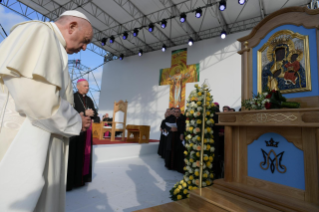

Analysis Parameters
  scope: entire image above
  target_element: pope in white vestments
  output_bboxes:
[0,11,93,212]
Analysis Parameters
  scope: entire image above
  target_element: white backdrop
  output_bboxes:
[99,30,250,139]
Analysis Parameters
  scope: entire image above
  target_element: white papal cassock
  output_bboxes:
[0,21,82,212]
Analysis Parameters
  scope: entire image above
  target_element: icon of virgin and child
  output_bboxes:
[260,31,309,93]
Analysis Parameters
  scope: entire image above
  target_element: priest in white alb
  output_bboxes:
[0,11,94,212]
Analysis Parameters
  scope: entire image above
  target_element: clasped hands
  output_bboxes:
[80,112,91,132]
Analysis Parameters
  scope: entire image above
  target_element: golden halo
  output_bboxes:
[287,49,303,62]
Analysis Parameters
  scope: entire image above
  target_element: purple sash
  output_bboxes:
[83,122,92,175]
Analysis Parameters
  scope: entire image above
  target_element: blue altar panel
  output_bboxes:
[248,132,305,190]
[252,25,319,98]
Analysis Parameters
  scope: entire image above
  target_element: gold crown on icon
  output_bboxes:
[270,35,292,48]
[289,47,303,55]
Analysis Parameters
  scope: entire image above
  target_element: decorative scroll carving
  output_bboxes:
[239,113,297,123]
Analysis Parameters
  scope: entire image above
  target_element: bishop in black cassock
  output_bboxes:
[66,79,97,191]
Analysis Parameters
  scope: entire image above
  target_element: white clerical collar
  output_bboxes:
[51,22,66,48]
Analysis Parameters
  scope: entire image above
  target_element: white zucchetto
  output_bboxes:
[59,10,91,24]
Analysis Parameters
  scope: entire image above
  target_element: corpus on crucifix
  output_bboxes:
[159,49,199,112]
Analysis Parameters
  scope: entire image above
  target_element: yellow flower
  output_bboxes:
[206,180,211,186]
[183,166,187,170]
[183,182,187,187]
[195,171,199,176]
[206,111,210,116]
[175,188,180,194]
[206,102,209,106]
[184,151,188,155]
[195,84,199,88]
[180,180,184,184]
[211,139,215,144]
[188,181,191,184]
[192,186,198,190]
[177,195,182,200]
[187,194,190,198]
[210,173,214,178]
[189,175,194,180]
[178,185,182,190]
[189,143,194,147]
[206,144,211,150]
[183,189,188,194]
[186,120,190,124]
[211,102,215,107]
[209,156,213,162]
[196,119,202,124]
[206,97,211,101]
[206,127,211,133]
[196,152,200,157]
[197,101,202,106]
[206,161,211,167]
[204,156,208,161]
[205,118,207,121]
[204,139,207,144]
[189,158,194,163]
[191,97,195,101]
[203,173,208,178]
[190,110,194,114]
[189,126,194,132]
[188,185,193,190]
[198,92,202,96]
[196,136,201,141]
[207,92,211,96]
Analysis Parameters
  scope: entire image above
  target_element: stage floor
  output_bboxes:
[93,137,159,145]
[65,154,183,212]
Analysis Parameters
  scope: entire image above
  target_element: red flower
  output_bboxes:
[266,94,272,99]
[271,90,276,93]
[265,102,272,109]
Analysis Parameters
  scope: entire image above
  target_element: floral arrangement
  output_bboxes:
[169,83,216,201]
[242,89,300,110]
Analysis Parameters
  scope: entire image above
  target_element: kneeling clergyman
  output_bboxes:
[0,10,93,212]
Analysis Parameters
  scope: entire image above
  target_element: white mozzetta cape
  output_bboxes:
[0,21,82,212]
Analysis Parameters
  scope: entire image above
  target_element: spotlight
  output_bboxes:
[133,28,139,37]
[148,23,154,32]
[109,36,115,44]
[219,0,226,11]
[162,44,166,52]
[119,54,124,60]
[122,31,128,40]
[161,19,167,29]
[188,37,194,46]
[195,8,202,18]
[238,0,246,5]
[180,13,187,23]
[138,49,143,56]
[220,30,227,39]
[101,37,107,46]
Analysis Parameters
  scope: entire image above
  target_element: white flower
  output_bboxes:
[197,106,203,111]
[189,168,193,173]
[210,147,215,152]
[184,158,188,163]
[190,120,196,126]
[202,182,207,187]
[204,129,207,134]
[184,176,189,182]
[192,137,197,142]
[210,113,214,117]
[192,162,197,168]
[208,163,213,169]
[185,144,189,149]
[186,135,192,140]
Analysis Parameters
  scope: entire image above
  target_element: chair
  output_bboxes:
[99,100,128,141]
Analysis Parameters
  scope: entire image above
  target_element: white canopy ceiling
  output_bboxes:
[13,0,311,58]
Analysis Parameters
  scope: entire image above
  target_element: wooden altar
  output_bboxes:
[212,6,319,211]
